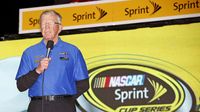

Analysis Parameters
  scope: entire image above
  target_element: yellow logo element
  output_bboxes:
[148,78,167,103]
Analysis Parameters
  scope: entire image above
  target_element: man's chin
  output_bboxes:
[44,37,53,40]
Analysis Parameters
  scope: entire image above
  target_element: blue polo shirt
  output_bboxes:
[16,38,88,97]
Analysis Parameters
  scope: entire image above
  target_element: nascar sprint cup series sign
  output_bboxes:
[76,54,198,112]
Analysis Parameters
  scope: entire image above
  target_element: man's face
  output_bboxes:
[40,14,61,42]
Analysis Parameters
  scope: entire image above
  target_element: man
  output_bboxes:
[16,10,89,112]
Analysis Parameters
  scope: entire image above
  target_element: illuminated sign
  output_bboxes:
[81,54,196,112]
[19,0,200,34]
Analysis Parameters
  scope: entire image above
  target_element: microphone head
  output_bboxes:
[46,40,54,49]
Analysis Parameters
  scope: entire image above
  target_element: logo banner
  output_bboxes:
[19,0,200,34]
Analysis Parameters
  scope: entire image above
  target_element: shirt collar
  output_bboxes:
[39,37,63,48]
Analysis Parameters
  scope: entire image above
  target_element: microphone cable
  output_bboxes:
[41,40,54,112]
[42,71,45,112]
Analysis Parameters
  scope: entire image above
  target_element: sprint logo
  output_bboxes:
[96,7,107,20]
[72,7,107,22]
[149,1,161,15]
[125,0,161,17]
[93,74,167,103]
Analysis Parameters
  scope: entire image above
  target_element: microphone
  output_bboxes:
[46,40,54,58]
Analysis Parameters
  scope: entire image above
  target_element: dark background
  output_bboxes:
[0,0,55,36]
[0,0,93,37]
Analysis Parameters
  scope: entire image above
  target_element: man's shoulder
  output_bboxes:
[61,41,79,50]
[23,42,42,54]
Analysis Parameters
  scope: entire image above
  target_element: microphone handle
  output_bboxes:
[46,48,51,58]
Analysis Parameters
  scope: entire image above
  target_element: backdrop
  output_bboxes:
[0,23,200,112]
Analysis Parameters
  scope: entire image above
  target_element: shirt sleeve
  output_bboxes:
[15,51,32,80]
[73,49,89,81]
[16,69,40,92]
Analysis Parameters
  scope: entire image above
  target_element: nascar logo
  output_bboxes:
[93,74,145,88]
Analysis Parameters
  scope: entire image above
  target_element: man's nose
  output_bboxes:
[45,23,51,29]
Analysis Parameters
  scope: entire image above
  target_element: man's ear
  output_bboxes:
[58,25,63,34]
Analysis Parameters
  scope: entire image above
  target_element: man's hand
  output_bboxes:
[36,57,51,74]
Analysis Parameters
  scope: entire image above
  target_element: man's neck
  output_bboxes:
[44,37,58,45]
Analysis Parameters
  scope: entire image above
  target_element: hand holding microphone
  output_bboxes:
[36,40,54,74]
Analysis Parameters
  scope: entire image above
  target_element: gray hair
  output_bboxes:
[40,10,62,24]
